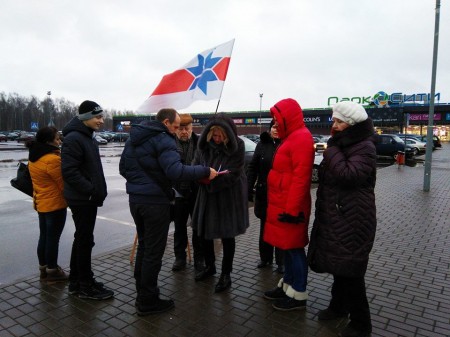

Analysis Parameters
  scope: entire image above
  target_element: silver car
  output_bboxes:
[405,138,427,155]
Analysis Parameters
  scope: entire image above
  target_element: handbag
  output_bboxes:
[10,162,33,197]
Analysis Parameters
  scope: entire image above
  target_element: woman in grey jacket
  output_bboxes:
[308,101,377,337]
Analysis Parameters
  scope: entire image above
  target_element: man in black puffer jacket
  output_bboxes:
[61,100,113,300]
[308,101,377,337]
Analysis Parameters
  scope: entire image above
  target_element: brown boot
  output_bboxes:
[39,265,47,281]
[46,266,69,283]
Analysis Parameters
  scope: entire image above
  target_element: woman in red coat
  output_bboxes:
[263,98,314,311]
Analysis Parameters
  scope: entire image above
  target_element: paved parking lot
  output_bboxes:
[1,145,449,336]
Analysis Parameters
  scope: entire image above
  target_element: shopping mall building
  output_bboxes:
[113,91,450,141]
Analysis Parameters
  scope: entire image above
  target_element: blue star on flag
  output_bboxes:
[187,52,222,94]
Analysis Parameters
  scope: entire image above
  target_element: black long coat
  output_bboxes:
[192,114,249,240]
[307,118,377,277]
[247,131,279,219]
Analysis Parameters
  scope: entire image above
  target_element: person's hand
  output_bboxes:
[209,167,218,180]
[278,212,305,224]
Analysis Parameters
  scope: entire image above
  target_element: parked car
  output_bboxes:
[404,138,427,156]
[94,135,108,145]
[376,134,414,159]
[418,135,441,149]
[16,133,35,142]
[238,135,256,172]
[314,135,330,152]
[111,132,130,142]
[7,132,19,141]
[0,133,7,142]
[244,134,260,143]
[312,153,323,183]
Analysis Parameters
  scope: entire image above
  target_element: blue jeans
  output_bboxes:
[37,208,67,269]
[283,248,308,292]
[130,203,171,298]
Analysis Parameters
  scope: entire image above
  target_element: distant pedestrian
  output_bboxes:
[61,100,113,300]
[171,113,205,275]
[247,120,284,273]
[307,101,377,337]
[262,98,314,311]
[192,113,250,293]
[26,126,68,283]
[119,108,217,315]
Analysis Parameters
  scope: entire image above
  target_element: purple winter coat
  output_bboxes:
[307,118,377,277]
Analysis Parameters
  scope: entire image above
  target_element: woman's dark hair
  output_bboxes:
[36,126,59,144]
[26,126,59,148]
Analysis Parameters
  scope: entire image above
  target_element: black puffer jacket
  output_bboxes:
[61,117,107,207]
[247,131,280,219]
[307,118,377,277]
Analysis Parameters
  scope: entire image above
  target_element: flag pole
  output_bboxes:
[214,39,235,114]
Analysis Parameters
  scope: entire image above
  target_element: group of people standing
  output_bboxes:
[26,97,376,337]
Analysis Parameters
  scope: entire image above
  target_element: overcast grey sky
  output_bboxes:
[1,0,449,113]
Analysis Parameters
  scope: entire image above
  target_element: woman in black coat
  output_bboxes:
[247,122,284,273]
[307,101,377,337]
[192,114,249,293]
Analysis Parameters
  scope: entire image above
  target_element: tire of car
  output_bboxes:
[311,165,319,183]
[412,148,419,156]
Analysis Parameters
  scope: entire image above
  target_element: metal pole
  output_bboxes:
[259,93,263,133]
[423,0,440,192]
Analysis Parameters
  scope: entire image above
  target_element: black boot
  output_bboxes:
[214,273,231,293]
[137,294,174,316]
[338,321,372,337]
[195,264,216,282]
[172,258,186,271]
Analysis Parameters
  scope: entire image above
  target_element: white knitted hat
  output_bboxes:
[332,101,368,126]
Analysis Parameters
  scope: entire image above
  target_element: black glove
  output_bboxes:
[278,212,305,224]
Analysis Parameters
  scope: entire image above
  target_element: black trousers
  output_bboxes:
[259,218,284,266]
[69,205,97,285]
[130,203,171,298]
[329,275,372,328]
[173,197,202,263]
[203,237,235,274]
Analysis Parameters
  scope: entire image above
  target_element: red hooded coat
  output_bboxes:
[264,99,314,249]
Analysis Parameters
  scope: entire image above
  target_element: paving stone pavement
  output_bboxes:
[1,145,449,337]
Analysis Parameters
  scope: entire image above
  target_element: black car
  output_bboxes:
[376,134,415,159]
[418,135,441,150]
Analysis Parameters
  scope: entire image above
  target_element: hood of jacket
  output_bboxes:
[62,116,94,138]
[270,98,305,140]
[28,142,60,162]
[258,130,281,145]
[198,113,238,155]
[129,120,174,147]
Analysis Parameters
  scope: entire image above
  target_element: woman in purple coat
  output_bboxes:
[308,101,377,337]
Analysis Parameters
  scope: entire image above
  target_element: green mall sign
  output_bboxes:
[327,91,441,107]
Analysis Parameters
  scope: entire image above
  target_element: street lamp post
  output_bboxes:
[46,91,51,127]
[259,93,263,133]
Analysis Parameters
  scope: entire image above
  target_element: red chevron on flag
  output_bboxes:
[137,39,234,113]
